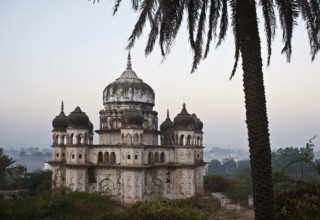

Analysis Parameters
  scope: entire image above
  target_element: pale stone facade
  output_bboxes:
[49,55,206,205]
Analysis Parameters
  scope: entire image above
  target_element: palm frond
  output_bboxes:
[158,1,173,56]
[191,0,208,72]
[275,0,300,62]
[204,0,221,58]
[171,0,185,40]
[216,0,228,47]
[131,0,140,11]
[113,0,122,15]
[127,0,156,50]
[260,0,276,66]
[145,7,161,55]
[229,0,240,79]
[187,0,200,48]
[297,0,320,60]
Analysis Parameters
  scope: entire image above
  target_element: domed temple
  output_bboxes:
[49,55,206,205]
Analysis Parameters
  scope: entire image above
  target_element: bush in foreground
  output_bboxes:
[275,181,320,220]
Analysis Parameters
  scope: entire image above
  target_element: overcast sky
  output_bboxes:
[0,0,319,152]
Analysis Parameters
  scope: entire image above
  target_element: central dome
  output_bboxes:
[103,54,155,106]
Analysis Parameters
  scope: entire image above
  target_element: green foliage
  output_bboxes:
[224,175,252,203]
[122,197,215,220]
[272,146,319,180]
[0,189,120,220]
[39,191,119,220]
[25,170,52,192]
[204,174,252,204]
[204,175,230,192]
[207,158,251,177]
[275,181,320,220]
[0,148,15,178]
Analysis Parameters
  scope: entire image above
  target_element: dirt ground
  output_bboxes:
[212,209,255,220]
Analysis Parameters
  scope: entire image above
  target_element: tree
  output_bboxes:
[222,158,237,176]
[272,146,318,180]
[0,148,15,178]
[94,0,320,219]
[207,159,226,175]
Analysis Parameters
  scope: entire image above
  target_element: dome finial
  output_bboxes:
[127,52,132,69]
[59,101,65,116]
[61,101,64,112]
[167,109,170,118]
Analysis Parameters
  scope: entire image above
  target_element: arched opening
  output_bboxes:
[112,119,117,129]
[104,152,109,163]
[77,134,82,144]
[134,153,138,160]
[126,134,132,145]
[127,154,131,160]
[110,152,116,163]
[160,152,165,163]
[196,137,201,146]
[97,152,103,163]
[133,134,139,145]
[116,119,122,129]
[148,152,153,164]
[186,135,192,145]
[70,133,75,145]
[61,135,66,145]
[83,134,88,144]
[179,135,184,145]
[154,152,159,163]
[122,133,125,144]
[55,135,59,144]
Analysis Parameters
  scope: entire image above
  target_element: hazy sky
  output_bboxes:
[0,0,319,152]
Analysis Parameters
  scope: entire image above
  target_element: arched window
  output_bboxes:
[134,154,138,160]
[61,135,66,145]
[104,152,109,163]
[154,152,160,163]
[126,134,132,145]
[133,134,139,145]
[179,135,184,145]
[54,135,59,144]
[110,152,116,163]
[70,133,74,144]
[97,152,103,163]
[197,137,201,146]
[160,152,165,163]
[77,134,82,144]
[148,152,153,164]
[127,154,131,160]
[122,133,125,144]
[186,135,192,145]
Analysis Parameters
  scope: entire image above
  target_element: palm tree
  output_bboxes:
[93,0,320,219]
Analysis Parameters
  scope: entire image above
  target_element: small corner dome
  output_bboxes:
[52,102,68,132]
[67,106,90,129]
[88,121,94,133]
[173,103,195,131]
[121,107,144,129]
[103,54,155,106]
[192,113,203,132]
[160,110,174,131]
[52,112,68,132]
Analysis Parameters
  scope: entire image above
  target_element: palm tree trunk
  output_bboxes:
[238,1,274,219]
